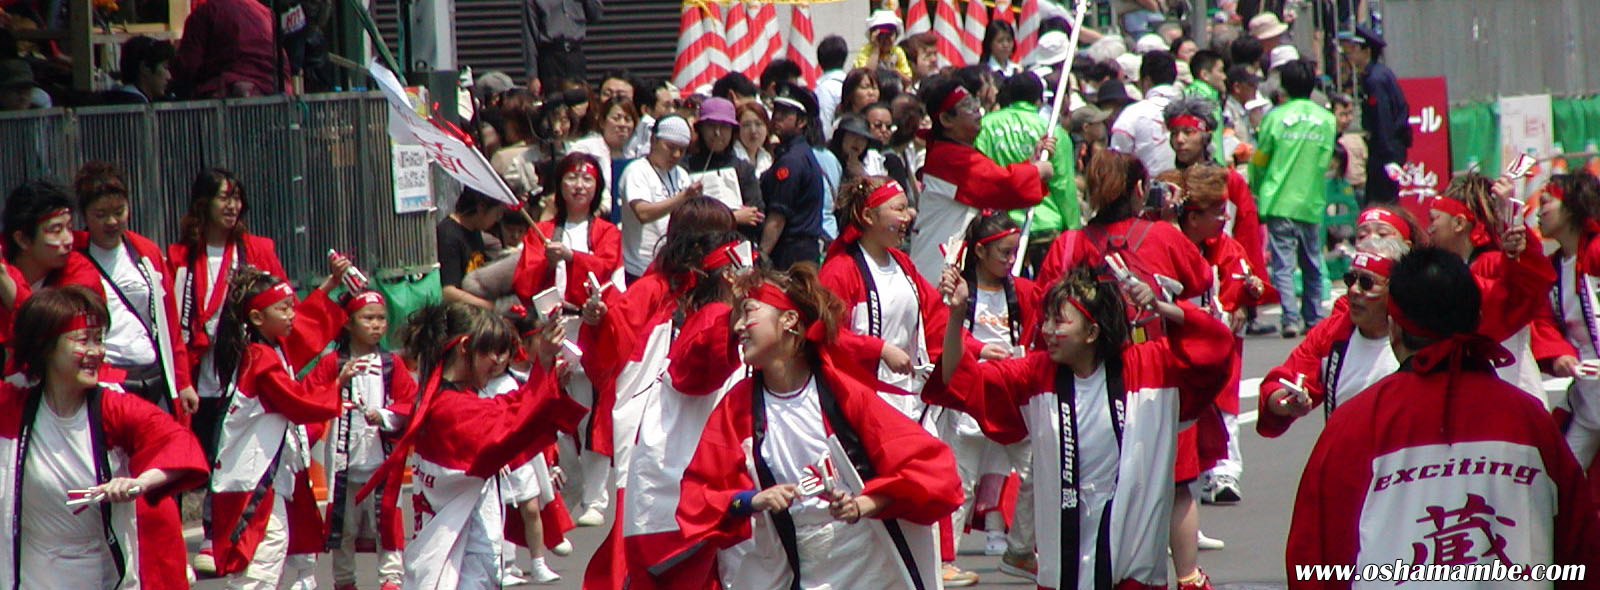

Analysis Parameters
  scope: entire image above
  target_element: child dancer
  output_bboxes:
[308,290,416,590]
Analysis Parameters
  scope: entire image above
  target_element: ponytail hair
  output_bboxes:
[734,262,844,354]
[213,265,286,390]
[400,302,519,384]
[1041,265,1127,364]
[833,175,893,234]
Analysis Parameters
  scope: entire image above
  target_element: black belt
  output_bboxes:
[538,40,582,52]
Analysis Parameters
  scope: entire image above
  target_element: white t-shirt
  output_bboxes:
[619,159,691,277]
[859,254,926,415]
[195,244,233,398]
[761,377,834,526]
[342,352,389,473]
[19,403,119,589]
[1073,364,1120,515]
[1333,327,1399,407]
[89,241,158,367]
[553,219,592,297]
[971,286,1014,350]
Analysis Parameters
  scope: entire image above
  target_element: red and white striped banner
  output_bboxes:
[992,0,1014,24]
[672,0,730,94]
[786,2,820,85]
[749,2,784,78]
[725,2,755,76]
[1014,0,1039,65]
[932,0,965,66]
[905,0,932,35]
[960,0,987,65]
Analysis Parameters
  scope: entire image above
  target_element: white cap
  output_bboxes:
[1085,36,1127,64]
[1134,33,1168,54]
[1115,53,1143,81]
[866,10,903,38]
[653,115,692,146]
[1031,30,1072,66]
[1268,44,1300,70]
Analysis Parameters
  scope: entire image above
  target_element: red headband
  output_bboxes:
[1350,251,1394,277]
[1357,208,1411,242]
[936,86,970,117]
[700,240,745,270]
[1546,183,1600,236]
[1058,295,1092,326]
[748,282,798,312]
[866,181,905,210]
[977,226,1021,245]
[1166,114,1208,132]
[55,311,103,337]
[248,282,296,313]
[562,159,600,180]
[1428,196,1491,246]
[344,291,385,315]
[37,207,70,224]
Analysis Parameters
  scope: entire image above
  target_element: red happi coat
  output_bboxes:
[818,245,958,409]
[676,357,964,589]
[374,367,586,590]
[949,302,1231,590]
[1186,235,1254,477]
[0,251,101,356]
[512,217,624,305]
[1036,217,1213,316]
[74,230,198,420]
[166,234,288,360]
[1222,168,1271,302]
[1285,360,1600,588]
[1256,298,1362,438]
[306,350,419,552]
[0,383,210,590]
[1469,247,1568,406]
[578,271,679,458]
[209,289,346,575]
[910,137,1046,282]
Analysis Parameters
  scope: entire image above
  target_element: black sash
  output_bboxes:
[1055,358,1125,590]
[325,352,396,551]
[1555,258,1600,364]
[849,245,885,338]
[10,388,128,590]
[87,242,173,411]
[750,373,929,590]
[1323,334,1352,418]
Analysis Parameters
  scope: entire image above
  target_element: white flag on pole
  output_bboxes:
[368,60,519,207]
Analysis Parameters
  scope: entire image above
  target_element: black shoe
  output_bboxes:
[1281,322,1303,338]
[1245,320,1278,336]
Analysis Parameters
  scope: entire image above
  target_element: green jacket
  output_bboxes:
[1186,80,1228,166]
[974,101,1080,232]
[1249,98,1337,224]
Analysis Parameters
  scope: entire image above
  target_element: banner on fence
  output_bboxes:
[368,60,518,207]
[1396,77,1451,197]
[1498,94,1555,194]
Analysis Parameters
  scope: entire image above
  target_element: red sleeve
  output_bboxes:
[243,344,341,424]
[667,302,742,397]
[1210,237,1251,311]
[282,289,347,372]
[512,221,557,302]
[465,366,588,478]
[1225,170,1266,272]
[386,355,418,411]
[1036,230,1099,293]
[1154,224,1215,302]
[1014,277,1042,350]
[1160,301,1236,421]
[1474,248,1558,342]
[928,141,1046,210]
[51,252,105,293]
[102,389,209,501]
[1257,301,1352,438]
[243,235,288,281]
[677,382,759,550]
[0,263,30,347]
[947,349,1048,445]
[1543,424,1600,576]
[1284,400,1375,587]
[831,368,963,525]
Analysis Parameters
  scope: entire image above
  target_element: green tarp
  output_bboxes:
[1449,95,1600,175]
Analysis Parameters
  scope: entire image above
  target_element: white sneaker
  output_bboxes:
[1209,475,1242,504]
[1197,530,1226,550]
[575,506,605,527]
[984,530,1007,556]
[500,571,531,586]
[551,537,574,556]
[529,559,562,584]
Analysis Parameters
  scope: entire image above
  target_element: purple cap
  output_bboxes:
[698,97,739,126]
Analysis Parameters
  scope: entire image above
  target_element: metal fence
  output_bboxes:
[1382,0,1600,104]
[0,92,443,283]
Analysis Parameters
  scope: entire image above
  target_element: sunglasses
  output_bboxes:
[1342,272,1383,292]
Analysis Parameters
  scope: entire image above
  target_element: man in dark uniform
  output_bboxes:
[759,82,827,270]
[522,0,603,94]
[1339,25,1410,206]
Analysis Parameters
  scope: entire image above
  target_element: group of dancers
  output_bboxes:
[7,87,1600,590]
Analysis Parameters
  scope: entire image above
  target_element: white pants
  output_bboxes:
[284,554,318,590]
[1001,441,1036,554]
[332,473,405,585]
[1569,382,1600,470]
[226,493,287,590]
[794,519,908,590]
[457,504,502,590]
[556,432,612,512]
[1204,412,1244,480]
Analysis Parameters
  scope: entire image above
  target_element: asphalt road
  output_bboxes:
[191,317,1326,589]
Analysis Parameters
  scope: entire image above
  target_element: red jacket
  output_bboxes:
[74,231,198,399]
[512,218,624,305]
[166,233,286,360]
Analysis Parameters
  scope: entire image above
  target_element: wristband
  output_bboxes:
[730,490,758,515]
